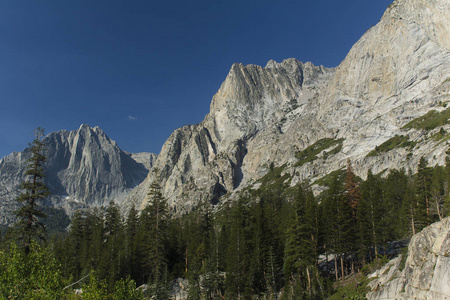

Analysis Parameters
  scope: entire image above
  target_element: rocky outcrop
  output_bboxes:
[0,124,151,224]
[367,217,450,300]
[124,59,333,212]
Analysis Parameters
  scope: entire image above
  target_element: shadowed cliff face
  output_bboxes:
[0,124,153,224]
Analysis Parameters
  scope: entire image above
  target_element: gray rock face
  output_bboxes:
[367,217,450,300]
[0,124,150,224]
[125,59,333,212]
[126,0,450,213]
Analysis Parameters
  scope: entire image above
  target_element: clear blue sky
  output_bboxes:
[0,0,393,158]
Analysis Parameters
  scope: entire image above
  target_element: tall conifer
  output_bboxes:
[14,127,49,254]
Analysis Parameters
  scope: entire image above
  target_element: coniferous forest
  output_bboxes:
[1,130,450,299]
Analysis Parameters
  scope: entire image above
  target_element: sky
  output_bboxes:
[0,0,394,158]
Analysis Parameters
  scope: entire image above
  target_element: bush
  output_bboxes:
[0,242,65,299]
[402,108,450,130]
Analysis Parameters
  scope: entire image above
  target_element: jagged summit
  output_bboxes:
[0,125,153,224]
[127,0,449,213]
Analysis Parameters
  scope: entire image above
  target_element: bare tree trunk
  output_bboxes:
[335,257,338,281]
[306,267,311,295]
[436,197,443,221]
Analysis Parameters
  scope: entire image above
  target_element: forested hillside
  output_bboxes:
[2,152,448,299]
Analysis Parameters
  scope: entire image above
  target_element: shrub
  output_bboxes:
[0,242,65,299]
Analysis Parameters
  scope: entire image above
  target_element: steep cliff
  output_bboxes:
[126,0,450,212]
[367,217,450,300]
[124,60,333,212]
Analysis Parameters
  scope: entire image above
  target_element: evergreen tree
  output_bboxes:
[224,196,253,299]
[13,127,50,254]
[431,166,446,221]
[142,168,169,294]
[322,173,354,280]
[124,205,141,282]
[344,159,361,221]
[416,157,432,227]
[99,201,124,290]
[401,171,421,236]
[383,169,408,238]
[283,184,322,299]
[359,170,385,259]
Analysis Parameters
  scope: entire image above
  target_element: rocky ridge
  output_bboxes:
[126,0,450,212]
[367,217,450,300]
[124,60,334,212]
[0,124,153,224]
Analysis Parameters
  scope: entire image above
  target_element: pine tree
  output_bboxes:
[13,127,50,254]
[322,173,354,280]
[224,196,253,299]
[345,159,361,222]
[283,184,321,299]
[401,171,420,236]
[430,166,445,221]
[383,169,408,238]
[142,168,169,293]
[416,157,432,227]
[359,170,385,259]
[124,205,140,282]
[99,201,124,290]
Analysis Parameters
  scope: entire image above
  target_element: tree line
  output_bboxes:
[1,128,450,299]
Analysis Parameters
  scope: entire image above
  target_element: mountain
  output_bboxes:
[0,0,449,222]
[0,124,155,225]
[125,0,450,212]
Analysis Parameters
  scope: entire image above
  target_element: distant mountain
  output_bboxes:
[0,124,155,225]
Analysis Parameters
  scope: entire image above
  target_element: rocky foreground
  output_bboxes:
[367,217,450,300]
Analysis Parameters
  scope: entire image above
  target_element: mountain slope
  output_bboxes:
[125,0,450,212]
[124,60,334,212]
[0,124,153,224]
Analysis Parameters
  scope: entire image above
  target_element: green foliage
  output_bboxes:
[81,272,144,300]
[41,206,71,234]
[314,168,346,187]
[0,242,65,299]
[21,147,450,300]
[366,135,415,157]
[112,277,144,300]
[360,256,389,276]
[402,108,450,130]
[258,164,289,187]
[82,272,109,300]
[294,138,344,167]
[430,127,450,143]
[328,280,369,300]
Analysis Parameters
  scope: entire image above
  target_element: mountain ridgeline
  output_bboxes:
[0,125,154,224]
[0,0,449,223]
